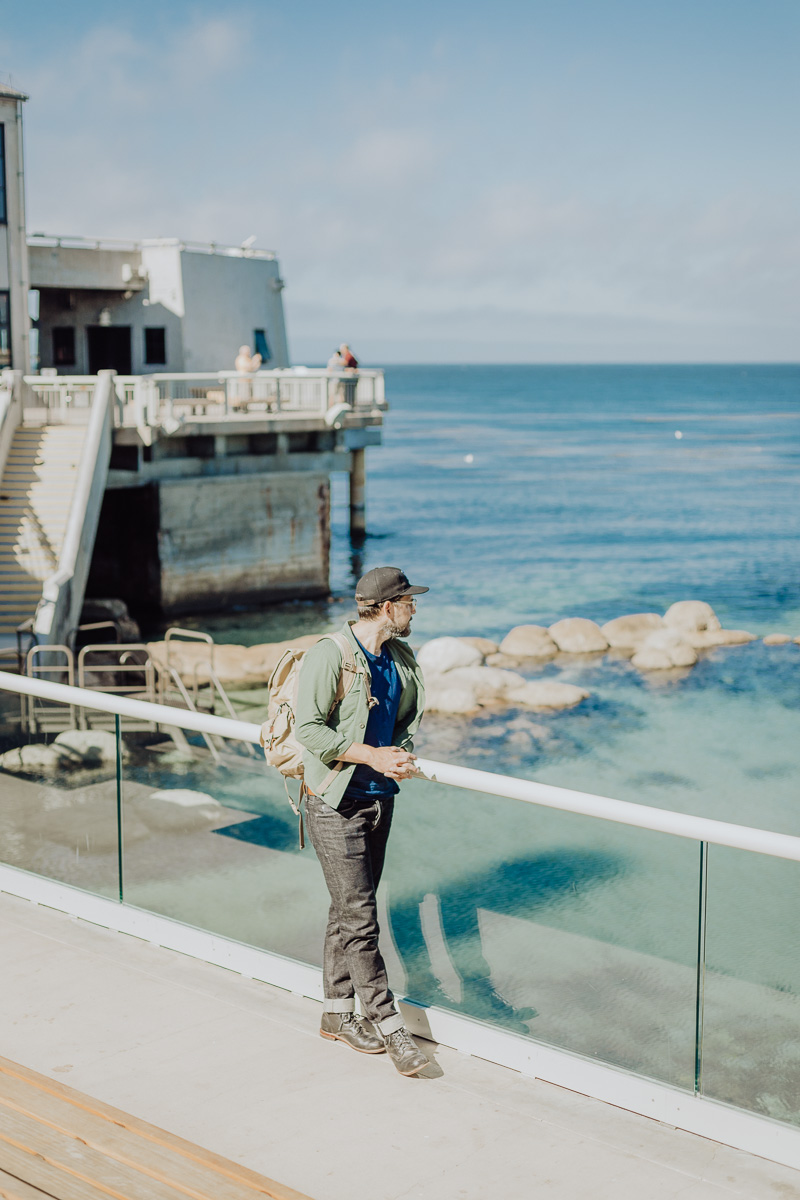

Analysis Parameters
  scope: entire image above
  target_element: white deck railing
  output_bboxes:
[21,368,385,427]
[2,669,799,863]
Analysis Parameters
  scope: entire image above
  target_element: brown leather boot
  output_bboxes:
[320,1011,386,1054]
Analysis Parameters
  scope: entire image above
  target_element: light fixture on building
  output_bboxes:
[99,307,111,327]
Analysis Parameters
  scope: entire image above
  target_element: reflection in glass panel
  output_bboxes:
[701,845,800,1126]
[117,713,699,1091]
[383,778,699,1090]
[0,692,120,899]
[119,728,330,966]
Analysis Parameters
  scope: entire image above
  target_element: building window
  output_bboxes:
[253,329,270,363]
[53,326,76,366]
[144,326,167,364]
[0,125,6,224]
[0,291,10,367]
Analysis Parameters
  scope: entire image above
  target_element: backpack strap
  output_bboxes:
[314,630,378,796]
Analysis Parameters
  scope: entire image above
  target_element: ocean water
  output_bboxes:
[177,364,800,828]
[127,366,800,1112]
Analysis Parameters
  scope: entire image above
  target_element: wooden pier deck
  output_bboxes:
[0,1056,311,1200]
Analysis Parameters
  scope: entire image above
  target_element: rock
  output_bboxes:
[630,647,674,671]
[687,629,757,648]
[663,600,721,634]
[631,628,698,670]
[548,618,609,654]
[417,637,484,675]
[0,743,66,774]
[424,683,482,715]
[601,613,664,649]
[499,625,557,658]
[458,636,499,657]
[506,680,589,709]
[54,729,124,764]
[244,635,323,681]
[763,634,792,645]
[146,635,323,689]
[443,666,527,702]
[485,652,522,669]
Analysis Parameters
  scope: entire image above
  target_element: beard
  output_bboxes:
[385,616,411,638]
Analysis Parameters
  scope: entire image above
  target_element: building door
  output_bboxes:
[87,326,132,374]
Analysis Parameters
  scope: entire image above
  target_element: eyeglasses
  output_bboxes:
[391,597,417,608]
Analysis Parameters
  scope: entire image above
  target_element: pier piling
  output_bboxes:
[349,447,366,536]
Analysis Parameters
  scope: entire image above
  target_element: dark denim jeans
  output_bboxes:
[305,790,403,1035]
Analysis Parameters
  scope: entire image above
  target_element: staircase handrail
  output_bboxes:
[0,369,23,478]
[33,371,115,643]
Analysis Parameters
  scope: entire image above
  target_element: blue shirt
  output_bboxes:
[345,637,401,801]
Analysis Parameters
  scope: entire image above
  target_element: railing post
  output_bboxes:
[694,840,710,1094]
[115,713,124,903]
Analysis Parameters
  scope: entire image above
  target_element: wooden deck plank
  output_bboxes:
[0,1140,120,1200]
[0,1165,60,1200]
[0,1107,196,1200]
[0,1060,312,1200]
[0,1076,276,1200]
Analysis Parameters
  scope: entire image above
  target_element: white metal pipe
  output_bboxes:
[412,758,800,863]
[3,670,800,863]
[0,671,258,743]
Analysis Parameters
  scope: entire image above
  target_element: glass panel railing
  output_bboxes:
[7,673,800,1129]
[117,723,329,964]
[700,844,800,1126]
[0,692,121,899]
[381,776,700,1091]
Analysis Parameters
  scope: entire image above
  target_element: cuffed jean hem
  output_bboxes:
[323,997,356,1013]
[376,1012,404,1036]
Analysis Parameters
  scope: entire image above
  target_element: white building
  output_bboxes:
[1,86,290,376]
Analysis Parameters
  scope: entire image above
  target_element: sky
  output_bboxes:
[1,0,798,363]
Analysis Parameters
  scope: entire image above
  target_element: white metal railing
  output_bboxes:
[2,669,800,864]
[27,234,277,260]
[32,373,115,643]
[22,369,385,429]
[0,368,23,475]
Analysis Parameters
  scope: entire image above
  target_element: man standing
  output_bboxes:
[295,567,429,1076]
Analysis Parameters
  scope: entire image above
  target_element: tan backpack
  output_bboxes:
[260,631,374,844]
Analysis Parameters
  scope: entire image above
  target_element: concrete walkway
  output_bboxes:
[1,891,799,1200]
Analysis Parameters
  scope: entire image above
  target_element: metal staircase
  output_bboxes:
[0,424,88,644]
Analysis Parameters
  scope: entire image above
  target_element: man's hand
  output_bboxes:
[340,742,418,780]
[369,746,417,781]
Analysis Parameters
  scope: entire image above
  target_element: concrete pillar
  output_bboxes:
[349,448,366,536]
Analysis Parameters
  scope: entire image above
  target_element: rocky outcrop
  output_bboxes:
[764,633,793,645]
[506,680,590,709]
[423,682,483,715]
[416,637,484,674]
[631,628,698,670]
[601,613,664,649]
[548,618,609,653]
[687,628,757,648]
[54,729,122,764]
[663,600,721,635]
[458,636,500,657]
[0,729,129,774]
[146,635,322,689]
[499,625,557,658]
[419,635,589,714]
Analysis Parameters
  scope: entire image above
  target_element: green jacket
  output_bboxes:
[294,620,425,809]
